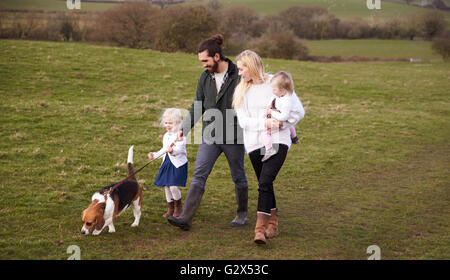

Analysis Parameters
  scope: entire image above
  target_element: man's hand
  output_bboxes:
[167,146,173,154]
[148,152,154,160]
[176,130,184,141]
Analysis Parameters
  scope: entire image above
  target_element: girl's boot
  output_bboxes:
[163,201,174,218]
[173,199,182,218]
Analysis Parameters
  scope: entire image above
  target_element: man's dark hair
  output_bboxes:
[198,34,225,60]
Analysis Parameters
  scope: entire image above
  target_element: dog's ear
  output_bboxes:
[82,209,86,221]
[94,203,106,231]
[94,215,105,231]
[97,202,106,212]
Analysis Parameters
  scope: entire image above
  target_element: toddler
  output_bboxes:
[263,71,301,162]
[148,108,188,218]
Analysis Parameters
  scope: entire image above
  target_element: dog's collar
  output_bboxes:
[103,192,109,202]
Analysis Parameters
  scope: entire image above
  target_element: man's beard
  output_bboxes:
[207,60,219,73]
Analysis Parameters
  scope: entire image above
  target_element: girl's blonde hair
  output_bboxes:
[271,71,294,94]
[160,108,183,130]
[232,50,267,109]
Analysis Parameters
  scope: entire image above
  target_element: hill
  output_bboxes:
[196,0,450,21]
[0,0,120,11]
[1,0,449,22]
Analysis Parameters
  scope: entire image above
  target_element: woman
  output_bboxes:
[233,50,305,244]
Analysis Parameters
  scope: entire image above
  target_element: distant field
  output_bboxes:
[0,0,120,11]
[198,0,448,20]
[304,39,442,61]
[2,0,450,23]
[388,0,450,6]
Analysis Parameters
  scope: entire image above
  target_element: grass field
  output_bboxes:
[303,39,442,61]
[1,0,449,22]
[0,39,449,260]
[196,0,450,20]
[217,0,423,17]
[0,0,120,11]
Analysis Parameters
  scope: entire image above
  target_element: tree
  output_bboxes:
[156,6,218,53]
[312,13,340,39]
[402,14,422,40]
[278,6,336,39]
[432,33,450,61]
[207,0,222,10]
[251,30,309,61]
[218,5,259,39]
[95,2,161,48]
[420,11,446,39]
[60,19,73,41]
[338,17,371,39]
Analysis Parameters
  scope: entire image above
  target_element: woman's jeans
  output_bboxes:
[249,144,288,214]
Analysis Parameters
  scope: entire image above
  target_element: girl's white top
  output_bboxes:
[270,92,304,124]
[234,75,305,154]
[153,132,187,168]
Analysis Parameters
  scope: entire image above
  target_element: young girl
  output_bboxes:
[148,108,187,218]
[263,71,302,162]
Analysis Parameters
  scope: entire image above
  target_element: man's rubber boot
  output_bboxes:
[230,186,248,227]
[167,185,204,231]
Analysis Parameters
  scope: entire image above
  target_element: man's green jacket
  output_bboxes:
[181,58,244,145]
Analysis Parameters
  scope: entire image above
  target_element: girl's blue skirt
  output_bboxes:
[153,155,188,187]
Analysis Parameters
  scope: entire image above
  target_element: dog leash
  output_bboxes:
[104,141,177,195]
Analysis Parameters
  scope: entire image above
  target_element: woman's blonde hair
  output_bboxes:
[160,108,183,131]
[232,50,267,109]
[271,71,294,94]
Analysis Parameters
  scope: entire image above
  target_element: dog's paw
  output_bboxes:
[131,222,139,227]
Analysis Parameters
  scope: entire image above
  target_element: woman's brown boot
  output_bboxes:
[265,208,278,239]
[254,212,271,244]
[173,199,182,218]
[163,201,174,218]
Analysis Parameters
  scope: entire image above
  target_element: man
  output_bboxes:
[167,34,248,231]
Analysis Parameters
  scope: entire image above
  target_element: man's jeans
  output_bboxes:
[190,143,248,190]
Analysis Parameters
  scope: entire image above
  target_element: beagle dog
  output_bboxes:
[81,146,142,235]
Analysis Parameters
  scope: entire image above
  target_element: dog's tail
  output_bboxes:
[127,145,135,179]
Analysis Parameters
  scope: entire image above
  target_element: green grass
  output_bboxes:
[304,39,442,61]
[199,0,447,20]
[2,0,449,22]
[0,0,120,11]
[389,0,450,6]
[0,39,449,259]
